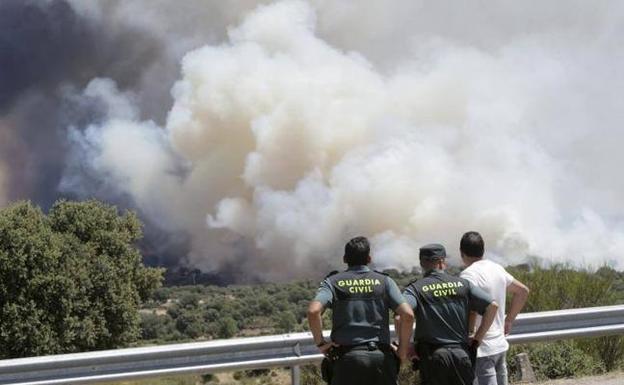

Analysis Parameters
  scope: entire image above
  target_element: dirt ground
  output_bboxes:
[536,371,623,385]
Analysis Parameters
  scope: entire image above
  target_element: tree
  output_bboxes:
[0,200,163,358]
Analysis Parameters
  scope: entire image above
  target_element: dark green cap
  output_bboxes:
[419,243,446,261]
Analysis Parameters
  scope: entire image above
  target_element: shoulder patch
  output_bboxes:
[324,270,339,279]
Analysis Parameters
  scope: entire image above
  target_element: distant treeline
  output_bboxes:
[141,264,624,343]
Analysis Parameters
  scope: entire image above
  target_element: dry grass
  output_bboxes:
[535,371,624,385]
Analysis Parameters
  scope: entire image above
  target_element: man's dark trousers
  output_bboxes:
[419,345,474,385]
[331,349,398,385]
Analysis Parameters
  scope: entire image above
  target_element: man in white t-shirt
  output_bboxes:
[459,231,530,385]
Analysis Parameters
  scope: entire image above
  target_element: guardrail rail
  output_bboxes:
[0,304,623,385]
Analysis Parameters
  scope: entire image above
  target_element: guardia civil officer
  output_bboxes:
[402,244,498,385]
[307,236,415,385]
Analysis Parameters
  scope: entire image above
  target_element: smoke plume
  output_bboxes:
[2,0,623,280]
[0,0,165,206]
[61,0,624,280]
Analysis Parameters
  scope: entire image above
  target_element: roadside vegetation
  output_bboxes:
[506,264,624,381]
[1,200,623,384]
[135,264,624,384]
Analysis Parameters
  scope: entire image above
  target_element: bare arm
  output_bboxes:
[468,311,477,336]
[393,314,401,339]
[395,303,414,361]
[307,300,334,354]
[473,301,498,344]
[505,279,529,335]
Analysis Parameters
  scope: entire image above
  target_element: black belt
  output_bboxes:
[417,341,467,354]
[336,341,392,354]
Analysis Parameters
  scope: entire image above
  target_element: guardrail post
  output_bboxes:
[291,341,302,385]
[291,365,301,385]
[515,353,537,383]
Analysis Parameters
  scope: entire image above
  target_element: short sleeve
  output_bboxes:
[502,267,515,287]
[385,277,406,311]
[468,282,494,315]
[402,285,419,311]
[313,278,334,308]
[459,269,471,281]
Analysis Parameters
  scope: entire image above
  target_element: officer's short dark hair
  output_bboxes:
[460,231,484,258]
[344,236,370,266]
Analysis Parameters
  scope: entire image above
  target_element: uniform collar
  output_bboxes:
[346,265,370,273]
[424,268,445,277]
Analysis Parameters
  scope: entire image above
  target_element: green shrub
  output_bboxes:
[232,371,243,380]
[244,368,270,377]
[200,373,218,383]
[509,341,605,380]
[508,263,617,312]
[577,336,624,372]
[507,262,624,374]
[175,309,206,338]
[178,292,201,309]
[216,317,238,339]
[140,313,177,341]
[231,369,272,383]
[275,311,297,333]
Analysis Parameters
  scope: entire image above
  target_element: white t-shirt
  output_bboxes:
[460,259,515,357]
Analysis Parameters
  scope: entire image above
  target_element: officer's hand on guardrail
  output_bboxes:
[318,341,338,356]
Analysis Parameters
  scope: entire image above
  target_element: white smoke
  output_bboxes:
[66,0,624,279]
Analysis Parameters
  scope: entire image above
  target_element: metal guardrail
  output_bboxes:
[0,305,623,385]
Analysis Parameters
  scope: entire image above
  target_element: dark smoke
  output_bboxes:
[0,0,188,269]
[0,0,162,202]
[0,0,89,112]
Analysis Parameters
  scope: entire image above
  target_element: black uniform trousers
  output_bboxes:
[331,348,399,385]
[417,344,474,385]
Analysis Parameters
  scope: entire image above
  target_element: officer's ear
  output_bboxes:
[366,255,371,264]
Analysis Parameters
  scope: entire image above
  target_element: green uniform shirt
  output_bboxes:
[403,269,493,345]
[314,265,405,345]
